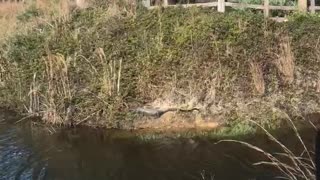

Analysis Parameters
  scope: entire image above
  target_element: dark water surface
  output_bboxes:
[0,110,316,180]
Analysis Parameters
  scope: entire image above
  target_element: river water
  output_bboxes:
[0,109,316,180]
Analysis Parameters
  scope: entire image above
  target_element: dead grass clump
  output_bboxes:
[42,53,73,124]
[97,48,123,96]
[275,35,295,84]
[250,62,265,95]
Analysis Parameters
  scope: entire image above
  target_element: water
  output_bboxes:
[0,109,316,180]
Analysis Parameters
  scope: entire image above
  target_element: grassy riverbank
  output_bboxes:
[0,1,319,131]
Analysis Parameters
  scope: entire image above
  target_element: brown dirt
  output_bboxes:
[133,112,223,130]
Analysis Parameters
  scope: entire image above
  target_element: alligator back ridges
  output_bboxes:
[133,107,200,117]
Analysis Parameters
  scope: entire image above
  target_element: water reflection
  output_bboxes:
[0,113,315,180]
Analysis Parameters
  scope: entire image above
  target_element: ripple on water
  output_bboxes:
[0,126,34,180]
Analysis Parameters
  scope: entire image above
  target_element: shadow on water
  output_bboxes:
[0,109,317,180]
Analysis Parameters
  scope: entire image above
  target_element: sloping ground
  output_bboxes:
[0,5,319,131]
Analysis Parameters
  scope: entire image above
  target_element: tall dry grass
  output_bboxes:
[27,73,40,114]
[275,35,295,84]
[97,48,123,97]
[250,61,265,95]
[218,113,315,180]
[0,61,5,87]
[41,53,73,124]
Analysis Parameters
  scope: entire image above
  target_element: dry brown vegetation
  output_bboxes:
[41,54,73,124]
[250,61,265,95]
[275,35,295,84]
[0,2,25,41]
[0,0,94,42]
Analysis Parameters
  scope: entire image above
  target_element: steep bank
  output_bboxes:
[0,5,319,131]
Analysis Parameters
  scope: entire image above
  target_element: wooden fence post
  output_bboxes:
[310,0,315,13]
[163,0,168,6]
[264,0,269,17]
[298,0,307,12]
[142,0,151,8]
[218,0,225,12]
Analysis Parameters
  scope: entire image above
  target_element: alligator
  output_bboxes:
[133,107,200,118]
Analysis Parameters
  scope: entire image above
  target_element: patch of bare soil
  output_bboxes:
[133,112,223,131]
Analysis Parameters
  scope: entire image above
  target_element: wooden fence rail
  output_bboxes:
[142,0,319,17]
[0,0,24,2]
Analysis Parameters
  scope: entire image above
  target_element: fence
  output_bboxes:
[142,0,319,17]
[0,0,24,2]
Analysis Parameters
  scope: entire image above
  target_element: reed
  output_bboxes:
[41,53,73,124]
[217,114,315,180]
[97,48,123,97]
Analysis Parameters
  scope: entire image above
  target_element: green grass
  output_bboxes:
[0,5,319,130]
